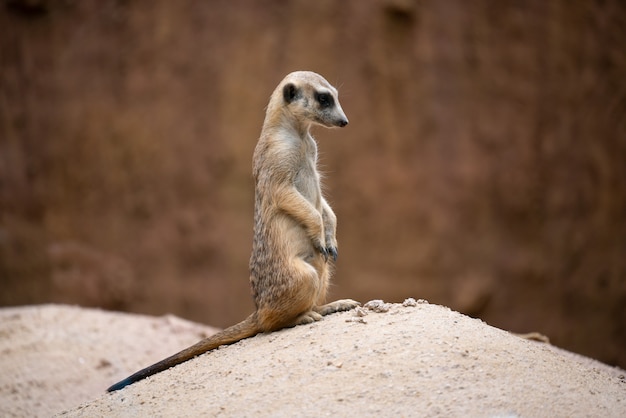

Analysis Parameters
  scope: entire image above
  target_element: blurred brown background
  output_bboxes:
[1,0,625,368]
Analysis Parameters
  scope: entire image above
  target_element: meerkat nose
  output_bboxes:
[337,118,349,127]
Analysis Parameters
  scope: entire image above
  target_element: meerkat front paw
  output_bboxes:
[324,231,338,262]
[326,246,338,262]
[314,243,329,260]
[312,237,330,261]
[315,243,337,262]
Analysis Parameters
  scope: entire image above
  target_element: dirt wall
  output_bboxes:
[1,0,625,368]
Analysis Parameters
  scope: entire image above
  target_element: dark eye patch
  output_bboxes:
[315,91,335,109]
[283,83,299,103]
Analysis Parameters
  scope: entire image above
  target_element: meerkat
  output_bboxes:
[107,71,359,392]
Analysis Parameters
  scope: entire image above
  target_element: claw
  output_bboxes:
[327,247,338,262]
[316,244,329,261]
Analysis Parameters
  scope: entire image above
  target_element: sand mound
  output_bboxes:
[1,302,624,417]
[0,304,217,417]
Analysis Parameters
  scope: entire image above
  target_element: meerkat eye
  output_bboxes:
[315,92,334,109]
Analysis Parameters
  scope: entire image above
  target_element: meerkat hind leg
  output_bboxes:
[314,299,361,316]
[294,310,324,325]
[292,300,359,326]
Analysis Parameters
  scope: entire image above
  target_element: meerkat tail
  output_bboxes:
[107,313,260,392]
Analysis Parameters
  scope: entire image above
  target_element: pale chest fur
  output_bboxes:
[293,134,322,209]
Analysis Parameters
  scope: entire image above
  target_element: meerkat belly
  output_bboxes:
[294,164,322,207]
[276,212,318,260]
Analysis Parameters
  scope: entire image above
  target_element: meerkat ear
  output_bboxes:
[283,83,298,103]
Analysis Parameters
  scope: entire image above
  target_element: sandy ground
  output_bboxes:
[1,301,625,417]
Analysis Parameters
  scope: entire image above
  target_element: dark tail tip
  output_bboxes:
[107,377,133,392]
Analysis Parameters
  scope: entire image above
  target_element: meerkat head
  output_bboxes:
[277,71,348,129]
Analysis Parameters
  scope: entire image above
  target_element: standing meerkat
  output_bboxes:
[107,71,359,392]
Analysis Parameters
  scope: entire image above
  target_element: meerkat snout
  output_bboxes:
[329,109,348,128]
